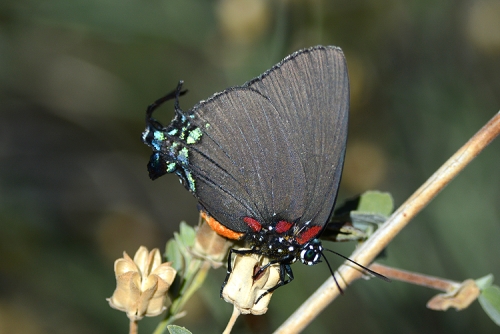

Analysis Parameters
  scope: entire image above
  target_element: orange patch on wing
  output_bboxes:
[296,226,322,245]
[200,211,244,240]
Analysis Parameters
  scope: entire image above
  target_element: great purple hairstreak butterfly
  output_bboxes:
[142,45,376,301]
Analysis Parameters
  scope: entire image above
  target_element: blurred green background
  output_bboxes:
[1,0,499,333]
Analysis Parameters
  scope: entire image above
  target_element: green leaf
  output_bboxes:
[165,238,184,273]
[167,325,193,334]
[324,191,394,242]
[476,274,494,290]
[356,191,394,216]
[179,221,196,247]
[165,221,198,273]
[349,191,393,238]
[478,285,500,326]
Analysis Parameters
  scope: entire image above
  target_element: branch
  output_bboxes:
[368,263,460,292]
[275,111,500,334]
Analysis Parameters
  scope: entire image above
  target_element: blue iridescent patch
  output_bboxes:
[142,82,201,193]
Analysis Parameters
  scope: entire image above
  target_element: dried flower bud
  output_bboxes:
[222,252,280,315]
[427,279,480,311]
[107,246,176,320]
[192,212,235,268]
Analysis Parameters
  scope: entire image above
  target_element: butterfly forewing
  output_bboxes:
[180,46,349,234]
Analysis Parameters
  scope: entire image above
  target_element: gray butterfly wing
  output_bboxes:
[185,46,349,233]
[245,45,349,231]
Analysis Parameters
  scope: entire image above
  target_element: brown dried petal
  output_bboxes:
[427,279,480,311]
[133,246,152,277]
[150,249,162,273]
[144,274,171,317]
[114,253,139,276]
[192,217,234,267]
[151,262,177,286]
[108,271,141,313]
[136,275,159,318]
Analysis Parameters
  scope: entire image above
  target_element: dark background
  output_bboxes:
[1,0,499,333]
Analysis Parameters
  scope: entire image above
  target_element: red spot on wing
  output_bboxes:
[296,226,322,245]
[201,211,244,240]
[275,220,293,233]
[243,217,262,232]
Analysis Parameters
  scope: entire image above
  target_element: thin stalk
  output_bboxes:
[369,263,460,292]
[275,111,500,333]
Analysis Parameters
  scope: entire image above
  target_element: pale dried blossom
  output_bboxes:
[107,246,176,320]
[427,279,480,311]
[192,213,235,268]
[222,252,280,315]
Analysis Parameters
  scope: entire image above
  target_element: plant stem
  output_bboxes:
[129,319,138,334]
[368,263,460,292]
[275,110,500,334]
[223,306,241,334]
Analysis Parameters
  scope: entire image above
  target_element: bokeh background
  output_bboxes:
[1,0,499,333]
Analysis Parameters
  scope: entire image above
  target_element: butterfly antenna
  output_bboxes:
[320,250,344,294]
[146,81,188,122]
[324,249,391,282]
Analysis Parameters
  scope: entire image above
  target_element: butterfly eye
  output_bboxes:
[304,249,316,262]
[300,241,322,266]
